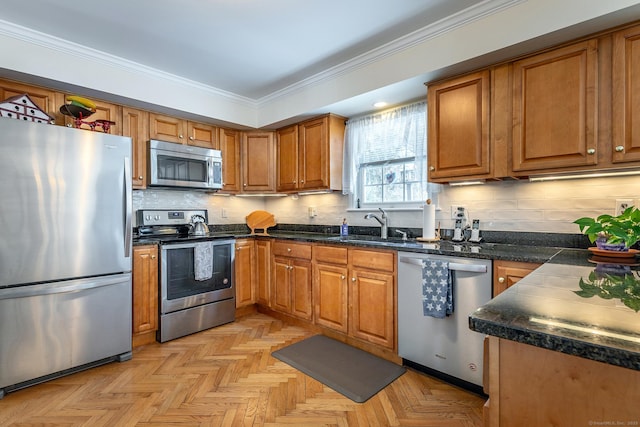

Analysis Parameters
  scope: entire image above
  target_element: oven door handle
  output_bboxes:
[399,256,487,273]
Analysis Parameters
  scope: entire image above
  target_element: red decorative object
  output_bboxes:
[0,94,54,124]
[59,103,115,133]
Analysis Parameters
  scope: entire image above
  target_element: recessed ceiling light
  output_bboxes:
[373,101,387,108]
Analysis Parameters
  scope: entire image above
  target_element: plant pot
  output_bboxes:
[595,238,628,252]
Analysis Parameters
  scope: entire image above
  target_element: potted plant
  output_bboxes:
[574,206,640,251]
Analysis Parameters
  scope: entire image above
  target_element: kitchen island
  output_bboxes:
[470,250,640,426]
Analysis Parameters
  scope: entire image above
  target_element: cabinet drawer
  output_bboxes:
[314,245,348,265]
[349,249,395,272]
[272,241,312,259]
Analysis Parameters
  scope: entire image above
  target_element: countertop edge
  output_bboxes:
[469,316,640,371]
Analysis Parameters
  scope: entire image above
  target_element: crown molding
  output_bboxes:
[256,0,524,106]
[0,0,521,111]
[0,19,256,107]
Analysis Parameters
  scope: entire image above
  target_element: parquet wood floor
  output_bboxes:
[0,313,484,426]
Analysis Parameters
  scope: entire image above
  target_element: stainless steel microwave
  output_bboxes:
[148,139,222,190]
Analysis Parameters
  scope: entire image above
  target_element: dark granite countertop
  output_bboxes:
[134,227,640,370]
[469,254,640,371]
[134,230,563,263]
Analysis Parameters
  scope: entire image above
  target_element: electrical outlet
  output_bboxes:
[308,206,317,217]
[450,205,466,219]
[221,208,227,218]
[615,199,633,216]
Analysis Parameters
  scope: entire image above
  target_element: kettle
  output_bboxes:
[190,214,210,236]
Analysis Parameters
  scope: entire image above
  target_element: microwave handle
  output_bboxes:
[207,159,213,186]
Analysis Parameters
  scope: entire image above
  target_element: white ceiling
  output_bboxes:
[2,1,640,127]
[1,0,480,97]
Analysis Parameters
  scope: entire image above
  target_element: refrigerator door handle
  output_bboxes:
[123,157,132,258]
[0,273,132,300]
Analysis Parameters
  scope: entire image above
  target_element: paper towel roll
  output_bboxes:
[422,202,436,239]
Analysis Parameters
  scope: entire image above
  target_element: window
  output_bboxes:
[343,101,436,207]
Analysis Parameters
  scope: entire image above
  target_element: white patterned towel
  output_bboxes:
[194,242,213,281]
[421,260,453,318]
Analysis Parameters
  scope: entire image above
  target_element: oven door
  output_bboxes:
[160,240,234,314]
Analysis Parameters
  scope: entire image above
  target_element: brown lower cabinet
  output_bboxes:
[492,260,541,296]
[484,336,640,426]
[132,245,158,347]
[235,239,255,307]
[313,245,396,350]
[272,240,313,320]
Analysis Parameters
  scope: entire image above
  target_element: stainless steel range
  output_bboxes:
[137,209,235,342]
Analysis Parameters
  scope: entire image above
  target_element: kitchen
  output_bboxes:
[2,1,640,426]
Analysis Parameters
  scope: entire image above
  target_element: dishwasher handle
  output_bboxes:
[399,256,487,273]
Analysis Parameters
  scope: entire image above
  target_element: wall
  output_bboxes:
[133,174,640,236]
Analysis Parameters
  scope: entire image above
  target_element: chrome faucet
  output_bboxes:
[364,208,388,239]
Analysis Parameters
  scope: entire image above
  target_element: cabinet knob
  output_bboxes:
[189,136,194,140]
[300,180,304,183]
[429,166,435,171]
[287,248,291,252]
[151,255,156,259]
[341,275,345,280]
[179,134,184,139]
[351,277,356,282]
[138,175,143,180]
[587,148,596,155]
[498,277,505,283]
[243,183,247,187]
[293,180,297,184]
[615,145,624,152]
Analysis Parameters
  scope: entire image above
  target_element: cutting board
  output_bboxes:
[246,210,276,235]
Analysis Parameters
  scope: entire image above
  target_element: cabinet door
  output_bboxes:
[427,70,490,181]
[242,131,276,192]
[255,239,271,306]
[349,268,395,349]
[298,117,328,189]
[219,127,241,192]
[234,239,255,307]
[0,79,62,125]
[122,107,149,189]
[511,39,598,173]
[314,262,348,333]
[149,113,186,143]
[291,259,312,320]
[612,24,640,163]
[276,125,299,192]
[132,245,158,344]
[272,257,291,313]
[493,260,541,296]
[187,121,217,149]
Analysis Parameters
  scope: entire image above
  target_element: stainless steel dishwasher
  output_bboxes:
[397,252,492,391]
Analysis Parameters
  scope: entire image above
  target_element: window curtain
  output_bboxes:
[342,100,439,199]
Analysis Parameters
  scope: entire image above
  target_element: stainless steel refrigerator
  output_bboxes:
[0,118,133,398]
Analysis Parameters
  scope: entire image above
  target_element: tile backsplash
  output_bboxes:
[133,175,640,235]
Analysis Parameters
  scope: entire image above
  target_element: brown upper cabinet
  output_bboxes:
[612,23,640,164]
[427,70,491,182]
[242,131,276,192]
[511,39,599,175]
[218,127,242,192]
[427,21,640,182]
[276,114,345,192]
[122,107,149,189]
[149,112,217,148]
